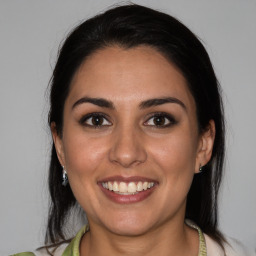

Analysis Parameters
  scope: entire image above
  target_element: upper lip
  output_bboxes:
[98,175,158,183]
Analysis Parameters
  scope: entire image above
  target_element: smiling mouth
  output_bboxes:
[101,181,155,195]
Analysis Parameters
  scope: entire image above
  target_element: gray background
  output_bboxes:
[0,0,255,254]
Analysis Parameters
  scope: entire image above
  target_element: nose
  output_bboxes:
[109,125,147,168]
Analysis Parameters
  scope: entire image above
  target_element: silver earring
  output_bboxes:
[62,167,68,186]
[199,164,203,173]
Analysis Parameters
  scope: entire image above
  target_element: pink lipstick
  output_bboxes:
[98,176,158,204]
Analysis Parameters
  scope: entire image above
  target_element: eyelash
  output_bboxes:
[79,113,112,128]
[79,112,176,128]
[144,112,177,128]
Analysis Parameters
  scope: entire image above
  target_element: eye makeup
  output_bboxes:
[79,112,112,128]
[144,112,178,129]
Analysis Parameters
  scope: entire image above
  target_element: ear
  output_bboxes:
[195,120,215,173]
[51,122,66,167]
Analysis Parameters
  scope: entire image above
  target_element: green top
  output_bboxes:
[12,222,206,256]
[62,225,89,256]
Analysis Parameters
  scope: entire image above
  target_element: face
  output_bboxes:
[53,46,214,236]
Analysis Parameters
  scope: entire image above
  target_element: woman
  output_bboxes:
[13,4,252,256]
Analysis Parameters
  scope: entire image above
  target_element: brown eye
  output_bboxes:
[153,116,166,126]
[145,113,176,128]
[81,113,112,127]
[91,116,104,126]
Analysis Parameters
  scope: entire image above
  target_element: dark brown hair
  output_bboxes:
[46,3,225,248]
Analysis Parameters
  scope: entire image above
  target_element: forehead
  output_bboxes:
[67,46,195,110]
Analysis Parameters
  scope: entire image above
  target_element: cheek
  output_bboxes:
[148,128,198,194]
[62,131,109,177]
[150,130,197,171]
[61,133,111,210]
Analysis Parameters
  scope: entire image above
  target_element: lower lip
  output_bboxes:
[99,184,157,204]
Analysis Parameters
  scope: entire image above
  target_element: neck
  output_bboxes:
[80,218,199,256]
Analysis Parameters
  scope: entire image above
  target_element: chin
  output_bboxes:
[107,222,151,236]
[99,212,157,236]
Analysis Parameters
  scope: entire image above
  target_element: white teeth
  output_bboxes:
[149,182,154,188]
[127,182,137,193]
[108,181,112,191]
[102,181,155,194]
[119,182,128,193]
[137,181,143,191]
[142,182,148,190]
[113,181,119,192]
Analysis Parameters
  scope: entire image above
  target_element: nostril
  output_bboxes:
[108,137,147,167]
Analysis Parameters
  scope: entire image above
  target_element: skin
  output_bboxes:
[52,46,215,256]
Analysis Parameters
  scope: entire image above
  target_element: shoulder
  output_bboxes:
[11,253,35,256]
[205,233,255,256]
[11,225,87,256]
[11,243,68,256]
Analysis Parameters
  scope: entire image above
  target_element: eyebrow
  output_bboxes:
[72,96,186,111]
[72,97,115,110]
[139,97,186,110]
